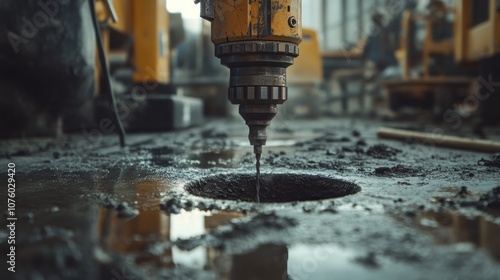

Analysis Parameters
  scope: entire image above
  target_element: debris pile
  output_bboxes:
[374,165,420,177]
[478,154,500,168]
[367,144,402,159]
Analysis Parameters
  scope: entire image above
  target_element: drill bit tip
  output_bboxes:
[254,145,262,156]
[254,145,261,203]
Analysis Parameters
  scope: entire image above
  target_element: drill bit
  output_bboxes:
[254,145,262,203]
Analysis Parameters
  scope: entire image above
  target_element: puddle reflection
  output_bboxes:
[415,211,500,261]
[217,243,421,280]
[218,244,288,280]
[94,177,417,279]
[96,175,245,268]
[98,207,245,265]
[189,149,240,168]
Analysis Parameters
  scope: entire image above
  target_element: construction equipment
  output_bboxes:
[454,0,500,63]
[384,0,500,123]
[196,0,302,162]
[93,0,203,132]
[286,28,323,118]
[454,0,500,124]
[384,2,475,113]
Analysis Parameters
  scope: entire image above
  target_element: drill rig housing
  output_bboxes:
[197,0,302,157]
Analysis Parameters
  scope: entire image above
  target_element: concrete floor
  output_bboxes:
[0,117,499,280]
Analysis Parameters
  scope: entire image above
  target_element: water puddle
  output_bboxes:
[97,207,245,268]
[8,170,500,278]
[98,204,424,280]
[188,149,244,168]
[413,211,500,261]
[212,243,421,280]
[431,186,481,202]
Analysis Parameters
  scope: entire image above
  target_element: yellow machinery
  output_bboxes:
[454,0,500,124]
[395,7,456,79]
[394,0,500,77]
[287,28,322,85]
[93,0,205,133]
[96,0,303,158]
[286,28,324,117]
[95,0,169,85]
[198,0,302,159]
[96,0,170,84]
[384,0,500,115]
[454,0,500,63]
[394,3,455,79]
[385,3,474,112]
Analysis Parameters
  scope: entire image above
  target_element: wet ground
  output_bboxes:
[0,117,499,280]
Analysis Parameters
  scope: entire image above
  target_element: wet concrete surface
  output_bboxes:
[0,118,500,279]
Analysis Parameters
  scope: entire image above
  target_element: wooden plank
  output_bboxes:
[378,127,500,153]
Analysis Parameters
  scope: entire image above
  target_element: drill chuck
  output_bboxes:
[217,41,298,148]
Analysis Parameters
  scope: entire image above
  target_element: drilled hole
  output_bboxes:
[186,173,361,203]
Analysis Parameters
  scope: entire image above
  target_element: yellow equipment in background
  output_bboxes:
[94,0,304,139]
[395,8,455,79]
[95,0,169,85]
[93,0,203,131]
[454,0,500,124]
[286,28,323,118]
[287,28,322,85]
[385,2,474,113]
[454,0,500,63]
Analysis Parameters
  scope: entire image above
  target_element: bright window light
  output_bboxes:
[166,0,200,19]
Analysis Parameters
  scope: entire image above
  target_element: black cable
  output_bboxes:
[88,0,126,147]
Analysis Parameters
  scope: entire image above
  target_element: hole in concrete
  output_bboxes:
[186,173,361,203]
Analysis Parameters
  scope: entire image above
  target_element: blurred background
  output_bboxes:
[0,0,498,138]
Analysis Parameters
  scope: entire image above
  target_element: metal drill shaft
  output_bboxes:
[255,145,262,203]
